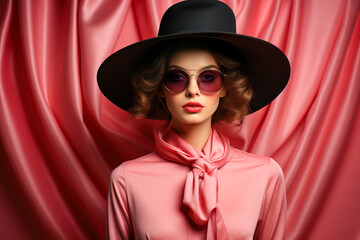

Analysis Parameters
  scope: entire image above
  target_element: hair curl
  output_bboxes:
[128,39,253,125]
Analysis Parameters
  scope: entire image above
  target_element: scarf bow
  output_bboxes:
[155,128,233,239]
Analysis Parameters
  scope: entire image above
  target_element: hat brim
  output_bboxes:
[97,31,290,119]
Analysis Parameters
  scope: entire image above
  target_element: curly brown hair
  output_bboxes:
[128,39,253,125]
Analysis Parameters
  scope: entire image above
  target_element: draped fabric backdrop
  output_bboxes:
[1,0,359,239]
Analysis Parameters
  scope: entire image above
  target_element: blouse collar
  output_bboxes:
[154,127,233,168]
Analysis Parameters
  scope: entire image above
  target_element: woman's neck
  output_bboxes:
[170,118,212,151]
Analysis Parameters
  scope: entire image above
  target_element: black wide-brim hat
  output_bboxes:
[97,0,291,119]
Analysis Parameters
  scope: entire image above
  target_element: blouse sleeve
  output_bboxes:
[255,159,287,240]
[107,164,134,240]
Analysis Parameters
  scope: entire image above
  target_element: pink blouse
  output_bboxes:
[107,128,287,239]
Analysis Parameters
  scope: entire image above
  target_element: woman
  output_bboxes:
[97,0,290,239]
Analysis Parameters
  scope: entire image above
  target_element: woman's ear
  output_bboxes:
[220,88,226,98]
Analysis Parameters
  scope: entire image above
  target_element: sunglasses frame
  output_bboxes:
[162,68,226,94]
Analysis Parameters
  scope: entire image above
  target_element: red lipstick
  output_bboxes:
[182,102,204,113]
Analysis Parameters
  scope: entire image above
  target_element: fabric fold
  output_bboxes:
[155,128,233,239]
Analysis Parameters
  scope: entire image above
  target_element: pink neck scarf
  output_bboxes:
[155,128,233,239]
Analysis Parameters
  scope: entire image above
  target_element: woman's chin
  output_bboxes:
[171,115,212,127]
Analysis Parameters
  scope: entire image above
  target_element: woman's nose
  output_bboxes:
[185,74,200,96]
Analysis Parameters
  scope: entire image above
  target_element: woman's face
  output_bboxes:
[162,49,226,126]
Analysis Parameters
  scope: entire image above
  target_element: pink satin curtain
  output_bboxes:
[0,0,359,239]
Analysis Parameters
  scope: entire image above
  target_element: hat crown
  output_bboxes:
[158,0,236,36]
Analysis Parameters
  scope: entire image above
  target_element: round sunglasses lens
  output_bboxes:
[163,70,188,93]
[198,70,223,93]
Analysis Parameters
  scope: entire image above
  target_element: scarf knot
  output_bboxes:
[192,158,217,177]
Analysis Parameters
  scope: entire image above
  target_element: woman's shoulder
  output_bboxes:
[231,148,269,161]
[111,152,160,172]
[110,151,188,180]
[230,148,284,177]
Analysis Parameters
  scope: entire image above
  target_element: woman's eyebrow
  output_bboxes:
[167,65,219,70]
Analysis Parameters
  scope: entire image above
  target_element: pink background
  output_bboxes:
[1,0,360,239]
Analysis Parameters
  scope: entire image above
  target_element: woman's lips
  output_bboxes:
[183,102,204,113]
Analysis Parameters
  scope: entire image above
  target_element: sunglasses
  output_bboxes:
[162,68,225,94]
